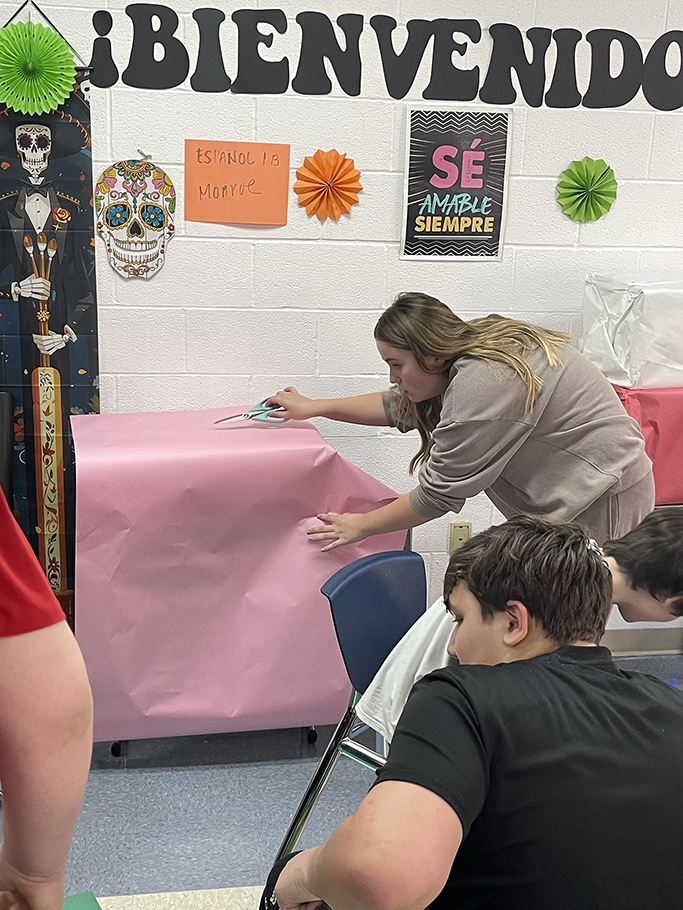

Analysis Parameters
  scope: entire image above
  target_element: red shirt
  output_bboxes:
[0,493,65,636]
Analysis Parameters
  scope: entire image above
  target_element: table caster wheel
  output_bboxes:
[111,740,123,757]
[307,727,318,744]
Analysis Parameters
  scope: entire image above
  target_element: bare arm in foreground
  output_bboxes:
[0,621,93,910]
[275,780,463,910]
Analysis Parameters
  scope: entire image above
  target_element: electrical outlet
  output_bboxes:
[449,521,472,554]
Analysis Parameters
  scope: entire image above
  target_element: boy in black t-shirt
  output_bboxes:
[274,515,683,910]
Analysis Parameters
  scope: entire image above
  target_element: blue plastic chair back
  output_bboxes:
[321,550,427,694]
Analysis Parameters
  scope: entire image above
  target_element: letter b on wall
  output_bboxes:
[123,3,190,89]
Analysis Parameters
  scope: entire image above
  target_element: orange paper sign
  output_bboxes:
[184,140,290,225]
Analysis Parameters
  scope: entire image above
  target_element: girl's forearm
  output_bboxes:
[314,392,389,425]
[358,493,430,537]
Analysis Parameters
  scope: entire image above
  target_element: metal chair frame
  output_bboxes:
[276,550,426,861]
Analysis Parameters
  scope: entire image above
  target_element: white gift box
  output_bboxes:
[581,273,683,388]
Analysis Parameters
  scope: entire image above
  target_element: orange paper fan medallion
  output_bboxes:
[294,149,362,220]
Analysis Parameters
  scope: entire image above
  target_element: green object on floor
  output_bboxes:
[63,892,102,910]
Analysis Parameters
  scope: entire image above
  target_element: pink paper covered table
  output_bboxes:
[614,386,683,505]
[71,409,405,742]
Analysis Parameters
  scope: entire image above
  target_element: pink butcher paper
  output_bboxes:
[613,385,683,505]
[71,408,408,741]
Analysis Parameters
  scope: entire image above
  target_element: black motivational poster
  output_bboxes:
[401,109,510,259]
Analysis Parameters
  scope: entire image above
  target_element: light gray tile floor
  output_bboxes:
[65,753,374,897]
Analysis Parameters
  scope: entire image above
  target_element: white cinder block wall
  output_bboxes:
[43,0,683,610]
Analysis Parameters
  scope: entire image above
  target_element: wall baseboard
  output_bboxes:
[601,627,683,656]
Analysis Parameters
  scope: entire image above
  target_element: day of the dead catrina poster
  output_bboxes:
[0,78,99,619]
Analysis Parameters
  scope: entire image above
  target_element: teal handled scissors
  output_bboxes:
[213,398,289,425]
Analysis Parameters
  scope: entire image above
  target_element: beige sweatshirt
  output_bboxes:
[382,345,652,521]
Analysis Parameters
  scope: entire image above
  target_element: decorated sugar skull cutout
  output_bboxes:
[95,158,175,278]
[16,124,52,182]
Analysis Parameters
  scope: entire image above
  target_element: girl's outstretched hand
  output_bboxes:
[265,387,318,420]
[307,512,367,551]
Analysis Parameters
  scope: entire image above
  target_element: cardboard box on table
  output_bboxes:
[71,409,409,742]
[582,273,683,505]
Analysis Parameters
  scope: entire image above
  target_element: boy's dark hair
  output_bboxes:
[443,515,612,645]
[603,507,683,616]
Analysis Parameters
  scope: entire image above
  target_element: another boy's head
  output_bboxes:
[603,507,683,622]
[443,515,612,665]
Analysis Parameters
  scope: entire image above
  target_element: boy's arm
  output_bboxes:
[275,780,463,910]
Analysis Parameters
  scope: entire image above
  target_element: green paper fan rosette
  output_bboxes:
[556,157,618,222]
[0,21,76,115]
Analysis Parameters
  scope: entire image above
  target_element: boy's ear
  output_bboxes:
[662,595,683,619]
[503,600,530,646]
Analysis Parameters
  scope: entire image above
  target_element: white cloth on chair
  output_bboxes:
[355,596,454,743]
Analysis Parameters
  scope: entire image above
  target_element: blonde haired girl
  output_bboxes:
[267,292,654,549]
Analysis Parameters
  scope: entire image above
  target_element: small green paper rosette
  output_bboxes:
[556,157,618,222]
[0,21,76,115]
